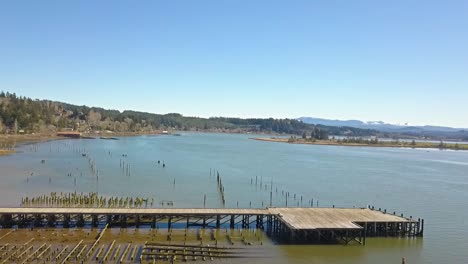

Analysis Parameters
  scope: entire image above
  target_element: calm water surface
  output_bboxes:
[1,133,467,263]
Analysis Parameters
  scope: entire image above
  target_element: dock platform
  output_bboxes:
[0,207,423,245]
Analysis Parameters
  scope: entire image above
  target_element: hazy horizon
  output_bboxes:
[1,1,467,127]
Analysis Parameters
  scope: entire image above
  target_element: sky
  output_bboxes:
[1,1,467,127]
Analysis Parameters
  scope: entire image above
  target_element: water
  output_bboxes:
[1,133,467,263]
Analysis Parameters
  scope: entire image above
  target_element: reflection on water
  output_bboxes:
[278,238,423,264]
[0,133,467,263]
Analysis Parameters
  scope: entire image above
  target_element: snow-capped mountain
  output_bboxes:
[298,117,467,135]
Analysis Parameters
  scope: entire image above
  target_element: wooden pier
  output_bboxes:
[0,207,422,245]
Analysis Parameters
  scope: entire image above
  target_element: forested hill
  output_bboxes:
[0,91,376,138]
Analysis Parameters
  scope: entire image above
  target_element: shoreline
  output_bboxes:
[0,134,63,156]
[0,131,185,156]
[251,137,468,151]
[0,149,15,156]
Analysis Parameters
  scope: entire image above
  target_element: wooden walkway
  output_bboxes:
[0,207,423,244]
[0,207,415,230]
[0,207,268,216]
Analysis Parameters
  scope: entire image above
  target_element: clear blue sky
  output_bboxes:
[1,1,467,127]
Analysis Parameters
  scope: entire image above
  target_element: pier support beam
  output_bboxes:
[230,215,235,229]
[77,214,85,227]
[47,214,56,227]
[0,214,13,228]
[289,230,296,243]
[419,219,424,236]
[363,222,367,245]
[106,215,112,226]
[33,214,41,227]
[18,214,26,227]
[63,214,70,228]
[92,215,98,227]
[120,214,127,227]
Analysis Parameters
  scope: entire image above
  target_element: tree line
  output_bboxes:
[0,91,377,138]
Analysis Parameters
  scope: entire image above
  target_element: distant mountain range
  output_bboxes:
[298,117,468,141]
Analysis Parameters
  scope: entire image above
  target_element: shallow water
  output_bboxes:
[1,133,467,263]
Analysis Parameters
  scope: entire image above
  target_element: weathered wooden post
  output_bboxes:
[63,214,70,228]
[363,222,367,245]
[230,215,235,229]
[270,192,273,207]
[47,214,56,227]
[420,219,424,236]
[77,214,85,227]
[92,215,98,227]
[106,215,112,226]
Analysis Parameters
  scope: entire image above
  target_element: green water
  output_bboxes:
[1,133,467,263]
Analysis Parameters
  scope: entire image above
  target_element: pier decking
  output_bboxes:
[0,208,268,216]
[269,207,412,229]
[0,207,422,245]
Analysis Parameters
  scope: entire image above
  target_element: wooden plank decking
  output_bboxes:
[269,208,414,230]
